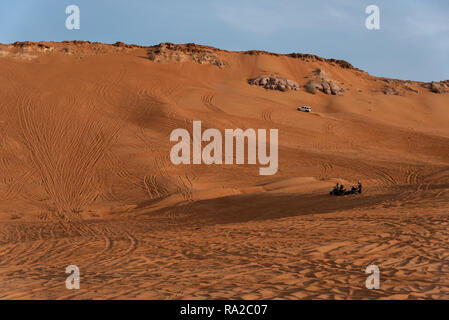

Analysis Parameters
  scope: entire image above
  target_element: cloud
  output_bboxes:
[401,14,449,38]
[212,0,362,35]
[213,1,295,34]
[392,4,449,53]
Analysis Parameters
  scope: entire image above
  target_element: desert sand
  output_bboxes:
[0,41,449,299]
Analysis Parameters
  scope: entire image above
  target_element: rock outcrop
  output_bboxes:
[381,85,401,95]
[147,43,225,68]
[244,51,359,71]
[2,41,142,58]
[422,81,448,94]
[304,69,346,95]
[248,75,299,92]
[376,78,421,95]
[12,41,53,52]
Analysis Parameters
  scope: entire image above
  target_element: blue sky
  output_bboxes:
[0,0,448,82]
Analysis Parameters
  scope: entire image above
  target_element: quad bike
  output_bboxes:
[329,187,346,196]
[330,185,362,196]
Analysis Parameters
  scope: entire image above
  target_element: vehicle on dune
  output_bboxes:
[330,182,362,196]
[297,106,312,112]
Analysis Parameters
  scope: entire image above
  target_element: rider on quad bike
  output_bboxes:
[330,183,346,196]
[330,181,362,196]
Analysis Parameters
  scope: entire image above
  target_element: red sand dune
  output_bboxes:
[0,41,449,299]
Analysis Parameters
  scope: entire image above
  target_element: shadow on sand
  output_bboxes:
[149,191,398,227]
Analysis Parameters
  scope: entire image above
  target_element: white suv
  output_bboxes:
[297,106,312,112]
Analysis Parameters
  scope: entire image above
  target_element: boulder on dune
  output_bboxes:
[382,85,400,95]
[421,81,448,94]
[248,75,299,92]
[305,79,345,95]
[304,69,346,95]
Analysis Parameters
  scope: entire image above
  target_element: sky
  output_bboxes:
[0,0,448,82]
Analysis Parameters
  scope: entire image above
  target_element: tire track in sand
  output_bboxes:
[201,94,223,113]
